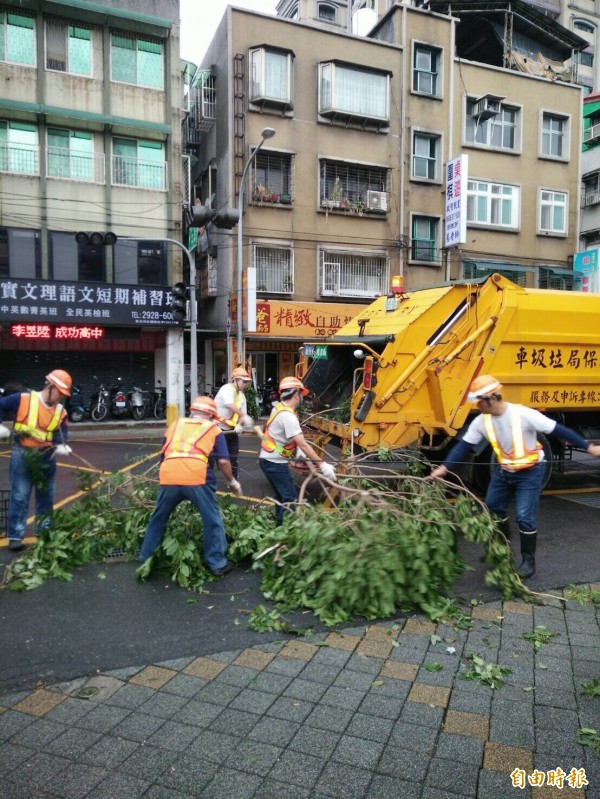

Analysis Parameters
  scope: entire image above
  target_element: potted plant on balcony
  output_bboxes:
[253,183,267,202]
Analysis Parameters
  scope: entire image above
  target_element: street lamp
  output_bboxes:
[235,126,276,371]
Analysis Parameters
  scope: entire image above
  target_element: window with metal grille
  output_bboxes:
[319,159,389,214]
[250,47,293,107]
[45,19,91,75]
[0,121,38,174]
[319,249,388,298]
[251,150,293,204]
[541,113,567,158]
[465,99,518,151]
[462,261,529,287]
[539,189,567,235]
[111,31,163,89]
[318,3,336,21]
[467,180,519,229]
[0,10,35,66]
[413,45,440,96]
[319,62,389,124]
[539,267,574,290]
[412,132,440,181]
[411,216,440,263]
[583,173,600,207]
[254,245,293,294]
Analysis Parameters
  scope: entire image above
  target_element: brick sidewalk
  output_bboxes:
[1,588,598,799]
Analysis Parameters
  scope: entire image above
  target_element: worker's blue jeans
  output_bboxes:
[139,483,228,570]
[259,459,297,524]
[8,445,56,542]
[485,463,544,533]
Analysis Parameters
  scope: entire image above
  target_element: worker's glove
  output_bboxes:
[242,416,255,432]
[55,444,72,456]
[234,424,244,434]
[0,424,10,439]
[293,449,307,460]
[319,462,337,481]
[228,479,241,495]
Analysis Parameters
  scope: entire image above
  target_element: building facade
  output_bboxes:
[186,2,583,388]
[0,0,186,407]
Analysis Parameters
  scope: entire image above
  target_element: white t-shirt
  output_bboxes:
[463,403,556,461]
[259,405,302,463]
[214,383,247,432]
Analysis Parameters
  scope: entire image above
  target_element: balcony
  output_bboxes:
[584,190,600,207]
[112,155,167,190]
[0,143,39,175]
[47,148,105,183]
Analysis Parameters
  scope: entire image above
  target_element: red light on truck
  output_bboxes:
[363,356,374,389]
[391,274,404,294]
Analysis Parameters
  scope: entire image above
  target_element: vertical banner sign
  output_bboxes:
[445,154,468,248]
[247,265,257,333]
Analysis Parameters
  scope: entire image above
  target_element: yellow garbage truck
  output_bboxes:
[301,274,600,486]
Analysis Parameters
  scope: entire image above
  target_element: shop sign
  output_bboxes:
[313,345,328,359]
[0,277,182,327]
[11,324,105,340]
[251,300,367,338]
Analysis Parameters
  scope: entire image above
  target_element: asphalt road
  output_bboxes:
[1,423,600,694]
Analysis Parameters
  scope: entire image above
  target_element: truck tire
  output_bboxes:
[472,432,553,494]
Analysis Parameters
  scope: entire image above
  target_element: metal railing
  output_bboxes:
[46,148,105,183]
[0,143,39,175]
[111,155,167,190]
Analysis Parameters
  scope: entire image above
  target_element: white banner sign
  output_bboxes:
[445,154,468,249]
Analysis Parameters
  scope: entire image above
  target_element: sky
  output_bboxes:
[180,0,279,65]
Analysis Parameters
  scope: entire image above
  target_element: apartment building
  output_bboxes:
[0,0,185,402]
[186,2,582,387]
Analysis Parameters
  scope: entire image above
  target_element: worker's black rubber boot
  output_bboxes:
[499,517,511,540]
[517,531,537,578]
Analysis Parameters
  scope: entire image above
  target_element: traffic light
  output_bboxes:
[75,232,117,246]
[189,205,240,230]
[170,282,188,323]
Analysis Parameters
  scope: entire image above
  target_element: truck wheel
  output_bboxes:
[472,434,554,494]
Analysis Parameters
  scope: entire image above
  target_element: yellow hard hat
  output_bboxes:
[467,374,503,403]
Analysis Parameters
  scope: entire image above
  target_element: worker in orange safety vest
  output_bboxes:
[0,369,73,551]
[139,396,240,576]
[430,374,600,578]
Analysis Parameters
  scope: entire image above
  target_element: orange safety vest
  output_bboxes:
[13,392,65,448]
[483,412,542,471]
[159,417,220,485]
[260,402,297,459]
[219,384,242,429]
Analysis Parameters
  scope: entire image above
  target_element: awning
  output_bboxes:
[463,260,534,273]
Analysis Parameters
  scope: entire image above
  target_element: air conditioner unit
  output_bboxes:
[365,190,388,212]
[584,123,600,144]
[472,94,504,121]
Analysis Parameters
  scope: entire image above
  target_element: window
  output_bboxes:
[114,240,166,285]
[111,32,163,89]
[539,266,574,290]
[576,50,594,68]
[251,150,294,204]
[250,47,293,108]
[541,113,567,159]
[47,129,95,181]
[50,231,106,282]
[254,244,293,293]
[112,138,165,189]
[574,19,595,34]
[463,260,530,287]
[0,10,35,65]
[411,216,440,263]
[465,99,518,151]
[45,19,91,75]
[0,121,38,174]
[0,228,40,278]
[318,3,336,21]
[319,62,389,125]
[412,132,440,181]
[319,249,388,298]
[319,159,389,214]
[583,173,600,206]
[467,180,519,229]
[413,45,440,96]
[539,190,567,235]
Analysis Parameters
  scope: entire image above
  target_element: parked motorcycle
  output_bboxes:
[89,379,110,422]
[127,385,145,421]
[259,378,279,417]
[109,378,128,419]
[65,384,87,423]
[153,381,167,420]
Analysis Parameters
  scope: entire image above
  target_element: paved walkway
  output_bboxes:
[1,587,599,799]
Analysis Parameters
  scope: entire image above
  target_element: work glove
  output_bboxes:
[242,416,255,432]
[55,444,72,456]
[228,479,241,495]
[293,449,307,460]
[0,424,10,439]
[319,462,337,481]
[234,424,244,434]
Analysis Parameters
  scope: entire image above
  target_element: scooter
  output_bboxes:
[65,385,87,423]
[259,378,279,417]
[89,379,110,422]
[109,378,128,419]
[127,385,145,421]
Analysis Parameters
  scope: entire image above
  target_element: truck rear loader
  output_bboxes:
[301,274,600,486]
